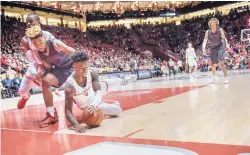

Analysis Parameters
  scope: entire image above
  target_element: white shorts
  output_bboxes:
[188,59,197,67]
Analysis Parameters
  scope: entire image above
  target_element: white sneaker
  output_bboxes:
[224,78,229,84]
[209,78,214,84]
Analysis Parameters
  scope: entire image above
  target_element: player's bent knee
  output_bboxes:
[42,74,59,87]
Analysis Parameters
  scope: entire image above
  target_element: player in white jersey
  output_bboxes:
[17,13,57,109]
[185,42,198,78]
[64,52,123,133]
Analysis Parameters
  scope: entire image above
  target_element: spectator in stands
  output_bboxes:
[11,73,22,92]
[1,74,12,97]
[168,59,176,76]
[177,59,183,73]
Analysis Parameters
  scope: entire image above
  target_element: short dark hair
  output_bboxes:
[71,51,89,63]
[26,13,40,22]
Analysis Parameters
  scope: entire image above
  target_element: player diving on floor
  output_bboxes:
[64,52,136,133]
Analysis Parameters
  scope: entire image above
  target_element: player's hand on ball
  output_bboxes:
[74,125,86,133]
[86,105,96,114]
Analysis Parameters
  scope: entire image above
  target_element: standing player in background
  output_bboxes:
[186,42,198,78]
[18,13,58,110]
[64,52,122,133]
[202,18,230,84]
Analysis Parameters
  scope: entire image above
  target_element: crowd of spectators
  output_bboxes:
[1,5,250,98]
[132,6,249,67]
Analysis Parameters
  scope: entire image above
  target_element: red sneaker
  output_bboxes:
[17,96,30,109]
[39,109,58,128]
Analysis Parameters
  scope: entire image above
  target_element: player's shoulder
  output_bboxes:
[21,35,29,44]
[42,30,53,36]
[219,27,224,32]
[20,36,31,51]
[42,30,55,39]
[89,67,99,74]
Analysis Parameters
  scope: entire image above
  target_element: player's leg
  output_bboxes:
[192,61,198,77]
[100,75,137,93]
[218,46,229,84]
[17,75,38,109]
[188,60,193,77]
[210,64,217,83]
[39,72,61,128]
[39,68,73,128]
[98,101,122,116]
[209,48,219,84]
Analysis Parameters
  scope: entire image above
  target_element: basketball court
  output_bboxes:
[1,70,250,155]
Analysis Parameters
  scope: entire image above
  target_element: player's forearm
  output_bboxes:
[65,109,80,127]
[90,90,102,107]
[224,37,230,48]
[66,46,75,55]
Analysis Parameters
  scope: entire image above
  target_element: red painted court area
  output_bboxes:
[2,130,250,155]
[1,86,250,155]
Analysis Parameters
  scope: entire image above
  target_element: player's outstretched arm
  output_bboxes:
[64,82,86,133]
[53,39,75,55]
[90,69,102,108]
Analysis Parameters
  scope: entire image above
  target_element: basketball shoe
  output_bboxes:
[39,109,59,128]
[17,95,30,109]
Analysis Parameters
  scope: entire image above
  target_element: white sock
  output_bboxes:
[46,106,55,117]
[23,95,30,99]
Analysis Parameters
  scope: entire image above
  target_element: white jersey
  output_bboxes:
[186,48,197,60]
[66,70,95,109]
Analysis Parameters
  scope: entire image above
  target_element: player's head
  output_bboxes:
[188,42,192,48]
[26,13,40,28]
[208,18,219,29]
[26,25,46,51]
[71,52,89,77]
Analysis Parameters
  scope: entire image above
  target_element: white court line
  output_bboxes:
[0,128,51,133]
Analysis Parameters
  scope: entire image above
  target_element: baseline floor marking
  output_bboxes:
[0,128,51,133]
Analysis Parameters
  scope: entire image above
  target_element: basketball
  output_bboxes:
[82,108,104,127]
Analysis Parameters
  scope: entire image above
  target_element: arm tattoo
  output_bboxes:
[65,111,79,127]
[64,82,78,127]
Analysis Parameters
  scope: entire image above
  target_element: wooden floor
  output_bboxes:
[1,70,250,155]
